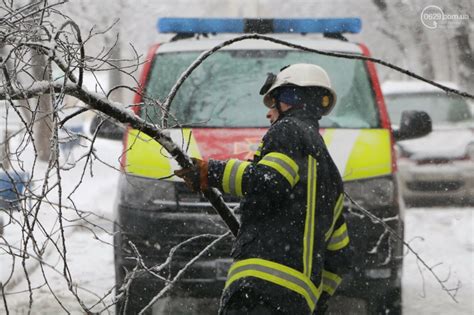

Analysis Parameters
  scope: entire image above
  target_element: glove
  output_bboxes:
[174,158,209,192]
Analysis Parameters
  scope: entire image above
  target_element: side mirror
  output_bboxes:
[393,110,432,142]
[90,115,124,140]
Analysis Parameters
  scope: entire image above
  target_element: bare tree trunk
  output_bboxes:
[371,0,409,80]
[413,26,435,79]
[372,0,435,79]
[107,0,123,103]
[454,23,474,90]
[108,34,123,102]
[1,130,11,170]
[0,45,10,169]
[31,51,53,162]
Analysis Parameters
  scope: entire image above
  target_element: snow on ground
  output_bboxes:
[0,138,473,314]
[0,138,121,314]
[402,208,474,315]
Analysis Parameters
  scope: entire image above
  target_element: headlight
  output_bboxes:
[118,174,176,210]
[344,176,396,209]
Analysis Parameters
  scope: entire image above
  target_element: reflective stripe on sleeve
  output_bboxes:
[327,223,350,251]
[254,142,263,157]
[325,194,344,241]
[322,269,342,296]
[258,152,300,187]
[303,155,317,277]
[222,159,251,197]
[225,258,320,312]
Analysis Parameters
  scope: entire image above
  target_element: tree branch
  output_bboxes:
[0,81,241,237]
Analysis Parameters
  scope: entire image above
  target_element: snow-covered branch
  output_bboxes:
[0,80,240,238]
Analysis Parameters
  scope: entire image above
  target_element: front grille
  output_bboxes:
[416,158,451,165]
[416,156,469,165]
[123,231,233,264]
[406,180,463,192]
[175,182,241,206]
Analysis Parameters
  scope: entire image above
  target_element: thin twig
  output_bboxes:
[138,232,230,314]
[345,192,459,303]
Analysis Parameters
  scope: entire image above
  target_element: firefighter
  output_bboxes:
[175,64,352,314]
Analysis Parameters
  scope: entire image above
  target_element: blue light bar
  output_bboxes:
[159,18,244,34]
[158,18,362,34]
[273,18,361,34]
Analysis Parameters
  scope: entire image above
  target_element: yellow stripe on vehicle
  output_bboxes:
[324,129,360,178]
[322,129,335,147]
[125,129,202,180]
[323,129,392,181]
[343,129,392,181]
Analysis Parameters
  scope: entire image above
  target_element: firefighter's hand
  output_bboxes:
[174,158,209,192]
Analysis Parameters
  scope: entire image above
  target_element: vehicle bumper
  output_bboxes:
[114,203,403,304]
[398,161,474,205]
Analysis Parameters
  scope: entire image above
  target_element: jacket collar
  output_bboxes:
[279,106,321,127]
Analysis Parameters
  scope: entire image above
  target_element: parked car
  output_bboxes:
[109,18,432,314]
[383,81,474,206]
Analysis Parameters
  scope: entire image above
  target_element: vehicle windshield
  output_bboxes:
[144,50,379,128]
[385,93,472,126]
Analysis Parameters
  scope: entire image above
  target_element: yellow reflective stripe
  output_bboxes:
[344,129,392,180]
[222,159,237,194]
[258,152,300,187]
[235,161,251,197]
[254,142,263,157]
[225,258,320,311]
[334,194,344,222]
[325,194,344,241]
[227,270,316,311]
[322,270,342,296]
[327,223,350,251]
[222,159,250,196]
[303,155,317,277]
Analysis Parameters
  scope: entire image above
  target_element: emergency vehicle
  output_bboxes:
[112,17,431,314]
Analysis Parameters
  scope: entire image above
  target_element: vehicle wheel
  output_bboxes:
[368,287,402,315]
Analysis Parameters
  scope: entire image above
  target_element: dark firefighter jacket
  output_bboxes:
[208,107,352,314]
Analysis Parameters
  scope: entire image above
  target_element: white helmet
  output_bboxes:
[261,63,337,115]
